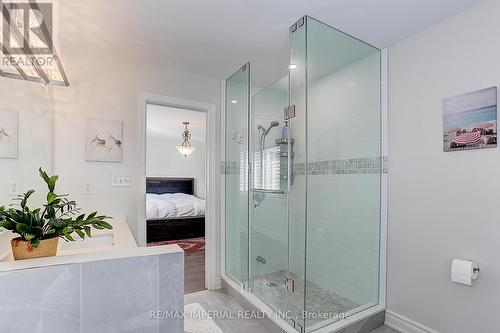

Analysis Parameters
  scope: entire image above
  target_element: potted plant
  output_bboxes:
[0,168,112,260]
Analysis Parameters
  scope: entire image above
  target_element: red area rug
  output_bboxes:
[147,237,205,255]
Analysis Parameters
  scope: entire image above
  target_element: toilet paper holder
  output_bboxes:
[451,259,480,286]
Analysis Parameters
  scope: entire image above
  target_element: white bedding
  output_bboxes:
[146,193,205,220]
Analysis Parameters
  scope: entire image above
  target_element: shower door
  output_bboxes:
[225,63,250,288]
[249,76,295,321]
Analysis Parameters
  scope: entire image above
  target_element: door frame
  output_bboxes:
[137,92,220,290]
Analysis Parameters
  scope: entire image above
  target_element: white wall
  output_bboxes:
[146,105,206,198]
[0,80,53,208]
[52,33,220,241]
[388,1,500,332]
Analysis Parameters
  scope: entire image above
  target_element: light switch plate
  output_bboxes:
[112,175,131,187]
[84,181,93,194]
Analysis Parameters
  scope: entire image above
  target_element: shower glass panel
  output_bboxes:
[299,17,382,331]
[225,63,250,287]
[249,76,290,316]
[287,18,308,331]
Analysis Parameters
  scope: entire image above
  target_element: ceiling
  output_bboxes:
[147,105,206,142]
[58,0,487,86]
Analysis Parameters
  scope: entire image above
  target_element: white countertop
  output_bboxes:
[0,219,183,273]
[0,243,183,273]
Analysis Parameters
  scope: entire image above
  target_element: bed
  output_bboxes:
[146,177,205,243]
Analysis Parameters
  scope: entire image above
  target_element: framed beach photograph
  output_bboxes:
[0,109,19,159]
[443,87,497,152]
[85,118,123,162]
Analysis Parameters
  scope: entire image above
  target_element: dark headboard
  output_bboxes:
[146,178,194,195]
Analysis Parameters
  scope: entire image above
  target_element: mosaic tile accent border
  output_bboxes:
[221,161,241,175]
[221,157,389,175]
[295,156,388,175]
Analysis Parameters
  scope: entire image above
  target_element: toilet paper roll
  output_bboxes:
[451,259,479,286]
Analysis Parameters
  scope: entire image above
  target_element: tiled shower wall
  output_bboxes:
[292,53,383,306]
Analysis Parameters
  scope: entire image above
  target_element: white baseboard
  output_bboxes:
[213,277,222,290]
[385,311,440,333]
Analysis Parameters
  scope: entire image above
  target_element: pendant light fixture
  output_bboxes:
[0,1,69,86]
[176,122,195,157]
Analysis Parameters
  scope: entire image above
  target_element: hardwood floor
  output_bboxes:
[148,237,206,294]
[185,250,205,294]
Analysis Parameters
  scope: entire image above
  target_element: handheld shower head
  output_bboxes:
[264,121,280,135]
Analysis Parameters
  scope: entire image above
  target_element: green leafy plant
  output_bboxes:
[0,168,112,248]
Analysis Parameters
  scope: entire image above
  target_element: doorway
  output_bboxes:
[138,93,218,293]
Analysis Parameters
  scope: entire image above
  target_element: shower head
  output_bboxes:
[257,120,281,154]
[264,121,280,135]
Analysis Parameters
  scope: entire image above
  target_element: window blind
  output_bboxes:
[240,147,281,191]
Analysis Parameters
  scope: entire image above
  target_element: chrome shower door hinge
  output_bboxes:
[284,105,296,120]
[282,274,295,293]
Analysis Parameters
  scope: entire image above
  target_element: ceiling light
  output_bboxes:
[176,122,195,157]
[289,64,298,70]
[231,100,238,104]
[177,146,195,157]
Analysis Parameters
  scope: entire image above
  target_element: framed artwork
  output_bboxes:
[0,109,18,159]
[85,118,123,162]
[443,86,497,152]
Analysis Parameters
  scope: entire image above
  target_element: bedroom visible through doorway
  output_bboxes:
[145,103,207,294]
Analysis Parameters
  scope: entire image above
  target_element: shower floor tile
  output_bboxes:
[252,270,358,327]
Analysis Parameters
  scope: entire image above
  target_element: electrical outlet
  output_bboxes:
[8,180,19,196]
[84,181,93,194]
[112,175,131,187]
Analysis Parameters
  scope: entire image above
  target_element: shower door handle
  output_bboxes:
[250,188,285,195]
[281,274,295,293]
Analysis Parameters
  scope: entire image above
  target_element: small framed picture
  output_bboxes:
[443,87,497,152]
[85,118,123,162]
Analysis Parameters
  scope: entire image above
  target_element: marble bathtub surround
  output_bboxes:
[0,245,184,333]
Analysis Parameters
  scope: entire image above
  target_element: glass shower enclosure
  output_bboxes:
[224,16,382,332]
